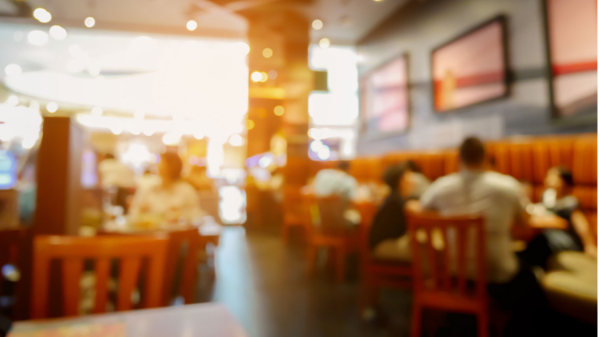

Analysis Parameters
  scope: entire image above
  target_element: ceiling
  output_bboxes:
[0,0,410,44]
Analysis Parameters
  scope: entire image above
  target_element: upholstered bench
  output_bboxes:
[541,251,597,325]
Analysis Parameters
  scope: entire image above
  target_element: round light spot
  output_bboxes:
[319,38,330,49]
[250,71,262,82]
[312,19,323,30]
[262,48,273,58]
[247,119,255,130]
[84,17,95,28]
[274,106,284,116]
[4,64,22,77]
[33,8,51,23]
[49,25,67,40]
[186,20,198,31]
[27,30,49,46]
[46,102,58,113]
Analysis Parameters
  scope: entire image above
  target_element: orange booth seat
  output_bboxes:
[349,133,597,240]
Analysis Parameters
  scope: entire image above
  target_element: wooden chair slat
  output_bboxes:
[62,259,83,317]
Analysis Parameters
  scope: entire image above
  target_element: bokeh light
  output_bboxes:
[274,106,284,116]
[250,71,262,82]
[319,38,330,49]
[49,25,67,40]
[33,8,51,23]
[4,64,22,77]
[27,30,49,46]
[312,19,324,30]
[246,119,255,130]
[262,48,273,58]
[46,102,58,113]
[187,20,198,31]
[84,17,95,28]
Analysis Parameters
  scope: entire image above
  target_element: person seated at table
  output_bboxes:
[129,152,204,224]
[521,167,597,267]
[419,137,546,336]
[368,163,413,261]
[404,160,431,198]
[313,161,358,201]
[313,161,360,226]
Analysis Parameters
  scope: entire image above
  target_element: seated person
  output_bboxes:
[313,161,360,226]
[129,152,204,225]
[419,137,545,336]
[313,161,358,201]
[404,160,431,198]
[521,167,597,267]
[369,163,413,261]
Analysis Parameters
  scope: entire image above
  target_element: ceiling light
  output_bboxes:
[186,20,198,31]
[268,70,277,79]
[250,71,262,83]
[111,125,123,135]
[49,25,67,40]
[143,128,155,136]
[46,102,58,113]
[6,95,19,107]
[274,106,284,116]
[319,38,330,49]
[312,19,323,30]
[162,132,182,145]
[27,30,49,46]
[259,72,268,82]
[228,134,244,147]
[246,119,255,130]
[262,48,273,58]
[91,106,103,116]
[84,17,95,28]
[33,8,51,23]
[4,64,22,77]
[374,0,385,2]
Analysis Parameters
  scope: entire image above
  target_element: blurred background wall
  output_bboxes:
[356,0,597,155]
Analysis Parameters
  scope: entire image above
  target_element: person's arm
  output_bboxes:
[571,210,597,258]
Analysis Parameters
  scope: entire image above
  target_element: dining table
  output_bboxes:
[9,303,248,337]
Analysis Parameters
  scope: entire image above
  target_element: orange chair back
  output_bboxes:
[303,195,349,235]
[406,209,486,301]
[162,228,202,306]
[0,229,26,318]
[31,235,167,319]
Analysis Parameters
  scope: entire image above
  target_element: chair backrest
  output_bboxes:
[303,194,348,235]
[282,186,304,215]
[405,209,486,300]
[354,202,379,257]
[162,228,202,306]
[31,235,167,319]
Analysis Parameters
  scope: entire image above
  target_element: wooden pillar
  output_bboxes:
[34,116,84,235]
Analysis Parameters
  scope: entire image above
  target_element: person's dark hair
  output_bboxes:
[160,152,183,180]
[459,137,486,166]
[405,160,422,173]
[105,153,115,160]
[383,163,408,192]
[338,161,351,172]
[554,166,574,187]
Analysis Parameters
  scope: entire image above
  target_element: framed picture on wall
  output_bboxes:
[359,53,410,135]
[545,0,597,119]
[431,15,508,113]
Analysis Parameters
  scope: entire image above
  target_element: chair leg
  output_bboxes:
[335,247,346,283]
[477,311,489,337]
[410,301,422,337]
[306,244,317,275]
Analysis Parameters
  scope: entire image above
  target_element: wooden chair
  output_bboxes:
[281,186,309,244]
[305,194,360,283]
[31,235,168,319]
[355,202,412,311]
[0,228,26,319]
[405,209,488,337]
[162,228,203,306]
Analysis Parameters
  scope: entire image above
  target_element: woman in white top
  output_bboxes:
[129,152,203,224]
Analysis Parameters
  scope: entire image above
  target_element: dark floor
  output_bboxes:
[193,227,597,337]
[194,226,413,337]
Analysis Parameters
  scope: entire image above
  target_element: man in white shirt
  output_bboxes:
[420,137,529,283]
[313,161,358,201]
[419,137,546,336]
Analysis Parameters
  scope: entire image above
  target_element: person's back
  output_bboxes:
[420,137,528,283]
[421,170,524,282]
[313,161,357,201]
